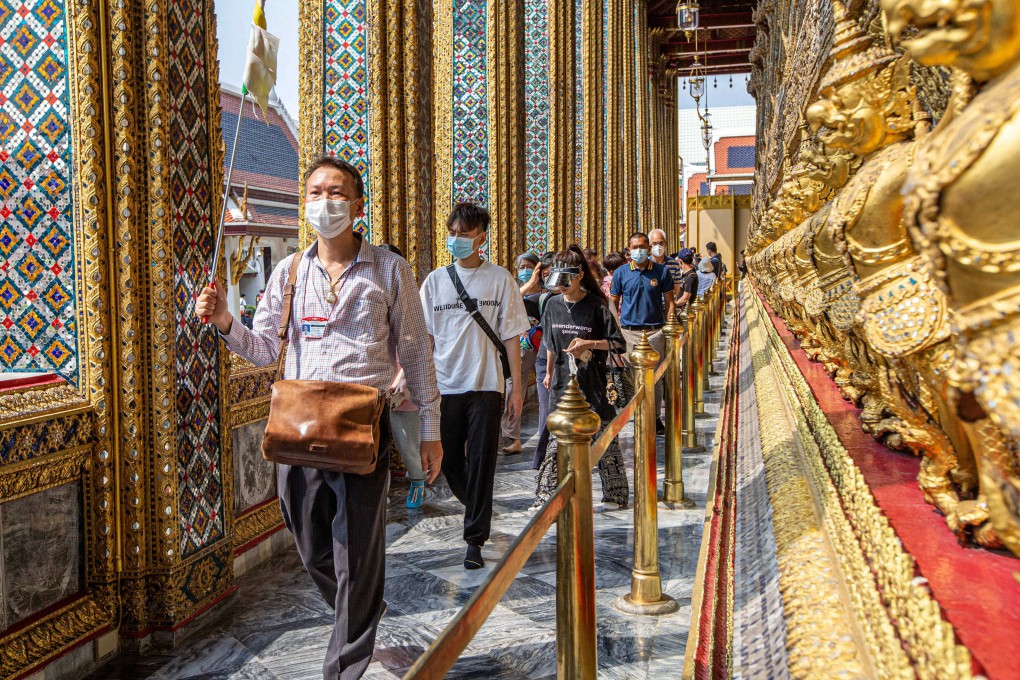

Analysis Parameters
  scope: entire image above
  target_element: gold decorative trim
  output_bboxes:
[747,286,973,677]
[605,0,624,249]
[0,383,89,427]
[234,501,285,551]
[744,290,870,676]
[0,446,91,504]
[230,399,271,429]
[0,593,113,678]
[0,411,95,468]
[621,0,637,230]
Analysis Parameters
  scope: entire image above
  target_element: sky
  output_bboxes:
[215,0,301,117]
[677,75,756,110]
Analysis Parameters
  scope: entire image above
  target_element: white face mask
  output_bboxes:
[306,199,352,239]
[651,245,666,258]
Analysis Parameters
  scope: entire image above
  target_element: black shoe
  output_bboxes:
[464,543,484,570]
[656,419,666,435]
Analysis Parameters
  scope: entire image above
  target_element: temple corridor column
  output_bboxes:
[299,0,435,274]
[635,2,653,233]
[580,0,604,249]
[546,0,577,250]
[620,1,639,231]
[605,0,625,250]
[487,0,527,266]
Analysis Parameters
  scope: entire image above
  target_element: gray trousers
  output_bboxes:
[278,420,391,680]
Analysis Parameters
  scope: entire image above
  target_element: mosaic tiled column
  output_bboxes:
[298,0,434,274]
[522,0,550,254]
[635,0,652,233]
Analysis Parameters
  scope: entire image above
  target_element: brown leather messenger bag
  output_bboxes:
[261,253,387,474]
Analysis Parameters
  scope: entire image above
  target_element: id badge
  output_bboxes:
[301,316,328,340]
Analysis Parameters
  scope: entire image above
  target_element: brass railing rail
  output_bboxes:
[403,476,575,679]
[404,279,727,678]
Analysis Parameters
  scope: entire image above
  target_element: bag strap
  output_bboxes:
[446,264,512,379]
[274,252,303,381]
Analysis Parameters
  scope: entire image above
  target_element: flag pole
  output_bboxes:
[205,88,248,321]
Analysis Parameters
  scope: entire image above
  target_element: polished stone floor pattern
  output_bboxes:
[90,336,728,679]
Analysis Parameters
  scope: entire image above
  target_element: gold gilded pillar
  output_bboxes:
[547,0,578,250]
[580,0,604,249]
[487,0,526,268]
[369,0,436,273]
[635,2,653,232]
[620,1,639,231]
[605,0,625,250]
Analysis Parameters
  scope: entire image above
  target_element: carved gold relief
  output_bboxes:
[234,501,285,551]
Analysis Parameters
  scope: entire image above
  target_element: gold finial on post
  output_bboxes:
[614,333,678,615]
[547,377,599,678]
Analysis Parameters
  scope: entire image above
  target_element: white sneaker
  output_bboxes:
[601,501,627,511]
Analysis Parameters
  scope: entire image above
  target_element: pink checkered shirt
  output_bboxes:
[222,237,442,441]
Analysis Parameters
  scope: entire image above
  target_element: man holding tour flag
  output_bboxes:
[196,4,442,679]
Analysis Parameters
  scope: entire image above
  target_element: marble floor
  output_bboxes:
[90,332,728,680]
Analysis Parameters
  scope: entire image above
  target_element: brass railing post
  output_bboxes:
[548,378,600,678]
[679,305,704,451]
[691,294,708,417]
[662,315,695,507]
[699,291,712,392]
[706,283,718,376]
[614,332,679,615]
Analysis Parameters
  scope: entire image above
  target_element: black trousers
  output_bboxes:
[278,417,391,680]
[440,390,503,545]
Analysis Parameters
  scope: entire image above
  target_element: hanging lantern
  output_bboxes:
[701,114,713,150]
[689,57,705,101]
[676,1,700,32]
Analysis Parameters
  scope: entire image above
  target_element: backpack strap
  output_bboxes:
[446,264,512,380]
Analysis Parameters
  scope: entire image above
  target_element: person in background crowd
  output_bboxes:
[738,249,748,278]
[501,251,544,454]
[528,251,560,466]
[256,288,265,304]
[196,155,442,679]
[517,251,543,294]
[706,241,726,281]
[378,244,428,510]
[600,251,625,299]
[583,248,603,278]
[648,229,682,285]
[420,202,530,570]
[674,248,700,310]
[696,255,717,295]
[610,232,675,434]
[534,245,629,510]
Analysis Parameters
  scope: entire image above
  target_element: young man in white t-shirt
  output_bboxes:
[420,202,530,570]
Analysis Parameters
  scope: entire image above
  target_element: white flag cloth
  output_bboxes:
[242,22,279,119]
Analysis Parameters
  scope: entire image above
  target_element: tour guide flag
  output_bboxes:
[242,0,280,120]
[204,0,280,305]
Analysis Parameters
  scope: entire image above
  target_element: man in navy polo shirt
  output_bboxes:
[610,231,676,433]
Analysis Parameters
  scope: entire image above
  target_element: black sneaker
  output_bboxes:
[464,543,484,570]
[656,419,666,435]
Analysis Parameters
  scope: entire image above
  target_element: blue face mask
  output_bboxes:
[631,248,649,264]
[446,234,478,260]
[517,269,532,283]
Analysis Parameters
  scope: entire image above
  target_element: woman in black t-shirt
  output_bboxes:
[532,246,629,510]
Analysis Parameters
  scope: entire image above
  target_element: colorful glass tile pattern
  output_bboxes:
[523,0,549,253]
[573,0,583,243]
[323,0,371,237]
[0,0,80,384]
[451,0,489,208]
[168,0,223,558]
